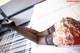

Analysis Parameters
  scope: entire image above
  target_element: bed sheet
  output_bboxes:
[31,45,80,53]
[28,0,80,32]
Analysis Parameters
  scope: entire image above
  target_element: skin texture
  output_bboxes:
[13,26,49,44]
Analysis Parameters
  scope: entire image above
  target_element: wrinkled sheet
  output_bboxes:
[31,45,80,53]
[28,0,80,32]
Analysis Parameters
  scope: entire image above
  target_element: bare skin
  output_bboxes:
[12,23,56,45]
[13,26,49,44]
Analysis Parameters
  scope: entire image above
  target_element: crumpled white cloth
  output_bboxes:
[28,0,80,32]
[31,45,80,53]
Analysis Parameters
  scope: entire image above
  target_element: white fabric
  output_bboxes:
[31,45,80,53]
[28,0,80,32]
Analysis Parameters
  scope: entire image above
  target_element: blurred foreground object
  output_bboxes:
[0,0,11,6]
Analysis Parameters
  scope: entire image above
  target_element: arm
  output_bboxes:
[10,22,55,44]
[13,26,39,43]
[37,25,55,36]
[1,21,49,44]
[13,26,51,44]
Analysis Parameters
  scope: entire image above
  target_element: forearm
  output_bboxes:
[37,25,55,37]
[13,26,39,43]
